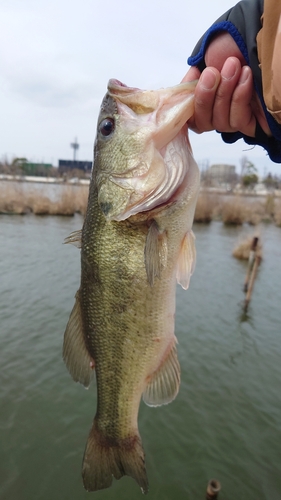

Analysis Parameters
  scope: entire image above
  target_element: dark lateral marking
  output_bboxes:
[100,202,113,216]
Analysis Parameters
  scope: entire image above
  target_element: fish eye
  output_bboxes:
[99,118,115,137]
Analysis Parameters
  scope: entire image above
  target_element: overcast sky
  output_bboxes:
[0,0,279,176]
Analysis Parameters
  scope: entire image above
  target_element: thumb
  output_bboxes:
[181,66,201,83]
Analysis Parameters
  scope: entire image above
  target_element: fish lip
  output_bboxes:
[108,79,198,96]
[108,79,141,94]
[107,79,197,116]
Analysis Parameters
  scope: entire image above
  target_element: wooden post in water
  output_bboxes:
[243,236,261,311]
[206,479,221,499]
[244,236,259,293]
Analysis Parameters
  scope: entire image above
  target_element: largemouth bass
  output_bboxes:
[63,79,200,494]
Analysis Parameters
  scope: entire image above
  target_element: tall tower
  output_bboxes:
[70,137,79,161]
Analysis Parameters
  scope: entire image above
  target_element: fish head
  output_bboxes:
[93,79,199,221]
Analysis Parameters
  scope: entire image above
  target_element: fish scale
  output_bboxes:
[63,78,200,493]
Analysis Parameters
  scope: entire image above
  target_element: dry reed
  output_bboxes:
[233,233,262,260]
[264,194,275,218]
[220,197,247,225]
[1,181,281,227]
[244,201,265,225]
[194,192,219,223]
[274,199,281,226]
[0,182,89,216]
[0,183,30,214]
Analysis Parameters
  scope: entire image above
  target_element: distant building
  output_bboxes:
[58,160,92,175]
[207,164,237,184]
[22,162,53,176]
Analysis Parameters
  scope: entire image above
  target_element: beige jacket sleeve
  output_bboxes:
[257,0,281,124]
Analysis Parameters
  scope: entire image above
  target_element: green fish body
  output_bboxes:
[63,79,200,494]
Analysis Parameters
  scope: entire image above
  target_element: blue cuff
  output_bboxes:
[188,21,249,67]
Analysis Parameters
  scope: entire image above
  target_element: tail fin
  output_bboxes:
[82,420,148,494]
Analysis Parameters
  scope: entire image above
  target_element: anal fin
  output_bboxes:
[143,341,180,407]
[176,230,196,290]
[63,290,94,388]
[144,220,167,286]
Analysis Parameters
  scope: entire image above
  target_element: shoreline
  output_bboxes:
[0,173,90,186]
[0,177,281,224]
[1,174,280,197]
[200,186,281,198]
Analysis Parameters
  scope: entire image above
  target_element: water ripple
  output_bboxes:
[1,217,281,499]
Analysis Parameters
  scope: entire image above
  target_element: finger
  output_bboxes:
[205,32,247,70]
[181,66,200,83]
[229,65,256,136]
[212,57,242,132]
[189,67,221,133]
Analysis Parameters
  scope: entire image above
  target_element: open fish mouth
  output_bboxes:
[97,79,197,221]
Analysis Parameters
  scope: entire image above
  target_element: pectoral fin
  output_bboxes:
[63,290,94,388]
[144,220,167,286]
[64,229,82,248]
[176,230,196,290]
[143,341,180,407]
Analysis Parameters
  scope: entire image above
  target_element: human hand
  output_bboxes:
[182,32,271,137]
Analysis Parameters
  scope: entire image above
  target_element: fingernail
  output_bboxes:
[200,69,217,90]
[239,66,250,84]
[222,58,237,80]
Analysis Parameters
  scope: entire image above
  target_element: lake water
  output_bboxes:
[1,214,281,500]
